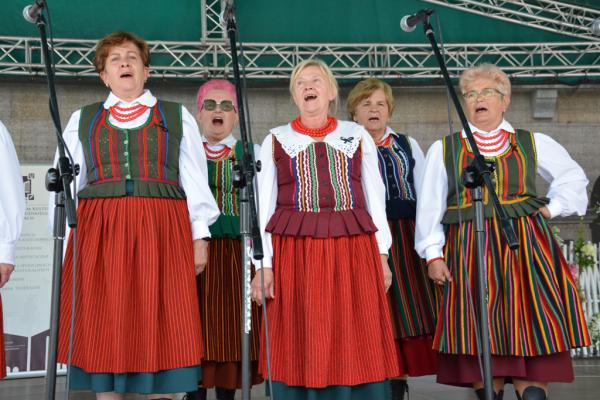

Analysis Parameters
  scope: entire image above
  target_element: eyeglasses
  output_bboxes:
[462,87,504,102]
[202,99,236,112]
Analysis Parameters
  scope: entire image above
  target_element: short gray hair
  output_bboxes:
[459,63,511,98]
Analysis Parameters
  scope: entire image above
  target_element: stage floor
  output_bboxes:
[1,359,599,399]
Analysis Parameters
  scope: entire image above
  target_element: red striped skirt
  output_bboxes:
[388,219,439,376]
[198,237,262,388]
[436,214,590,357]
[57,197,203,373]
[260,233,401,387]
[0,298,5,379]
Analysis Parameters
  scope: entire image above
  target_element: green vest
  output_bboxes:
[77,100,186,199]
[442,129,548,224]
[207,140,244,237]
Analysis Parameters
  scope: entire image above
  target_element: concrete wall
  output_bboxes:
[1,79,598,240]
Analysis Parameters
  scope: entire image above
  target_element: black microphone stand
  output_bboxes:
[223,4,264,400]
[27,3,78,400]
[411,12,520,400]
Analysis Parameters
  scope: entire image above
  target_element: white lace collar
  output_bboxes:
[270,120,366,158]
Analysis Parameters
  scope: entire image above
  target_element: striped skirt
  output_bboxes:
[435,213,590,359]
[388,219,439,376]
[198,237,262,389]
[57,197,203,374]
[1,298,5,379]
[260,233,400,388]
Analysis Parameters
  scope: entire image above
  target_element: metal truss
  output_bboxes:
[420,0,600,40]
[200,0,226,40]
[2,36,600,81]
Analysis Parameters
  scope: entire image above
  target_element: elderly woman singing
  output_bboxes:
[183,79,262,400]
[251,59,400,399]
[347,78,439,400]
[416,64,590,400]
[53,31,219,399]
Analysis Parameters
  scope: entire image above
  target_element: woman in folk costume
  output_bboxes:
[0,120,25,379]
[347,78,438,400]
[54,32,220,399]
[250,59,400,399]
[415,63,590,400]
[183,79,262,400]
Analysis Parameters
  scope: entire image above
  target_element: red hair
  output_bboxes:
[94,31,149,74]
[196,80,237,112]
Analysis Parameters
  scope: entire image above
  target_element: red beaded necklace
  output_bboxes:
[204,142,232,160]
[109,104,148,123]
[473,129,510,153]
[291,116,337,137]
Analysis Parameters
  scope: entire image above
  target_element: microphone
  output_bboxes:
[220,0,235,27]
[592,18,600,36]
[400,9,435,32]
[22,1,44,24]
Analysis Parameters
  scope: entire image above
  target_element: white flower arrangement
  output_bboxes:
[589,313,600,353]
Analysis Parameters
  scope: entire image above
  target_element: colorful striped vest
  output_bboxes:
[442,129,548,224]
[77,101,185,199]
[377,133,417,219]
[207,140,244,237]
[265,136,377,238]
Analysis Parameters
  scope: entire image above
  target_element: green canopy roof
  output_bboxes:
[4,0,597,43]
[2,1,599,83]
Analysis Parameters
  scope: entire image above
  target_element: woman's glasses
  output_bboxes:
[202,99,236,112]
[462,87,504,102]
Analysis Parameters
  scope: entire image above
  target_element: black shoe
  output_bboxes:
[215,387,236,400]
[516,386,547,400]
[391,379,407,400]
[183,388,207,400]
[475,389,504,400]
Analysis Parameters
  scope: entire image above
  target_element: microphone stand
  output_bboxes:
[28,3,78,400]
[223,4,264,400]
[412,12,519,400]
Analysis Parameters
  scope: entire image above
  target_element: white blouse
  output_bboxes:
[256,120,392,269]
[415,119,589,261]
[0,121,25,265]
[49,90,219,240]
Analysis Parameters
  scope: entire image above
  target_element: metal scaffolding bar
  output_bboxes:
[202,0,226,40]
[2,36,599,81]
[420,0,600,40]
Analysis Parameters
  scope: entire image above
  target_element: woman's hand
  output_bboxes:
[381,254,392,292]
[428,259,452,286]
[0,263,14,288]
[251,269,275,306]
[193,239,209,275]
[537,206,551,219]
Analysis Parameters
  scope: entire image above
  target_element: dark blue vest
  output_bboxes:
[377,133,417,219]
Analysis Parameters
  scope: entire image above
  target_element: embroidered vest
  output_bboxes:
[377,133,417,219]
[77,100,185,199]
[442,129,548,224]
[207,140,244,237]
[265,136,377,238]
